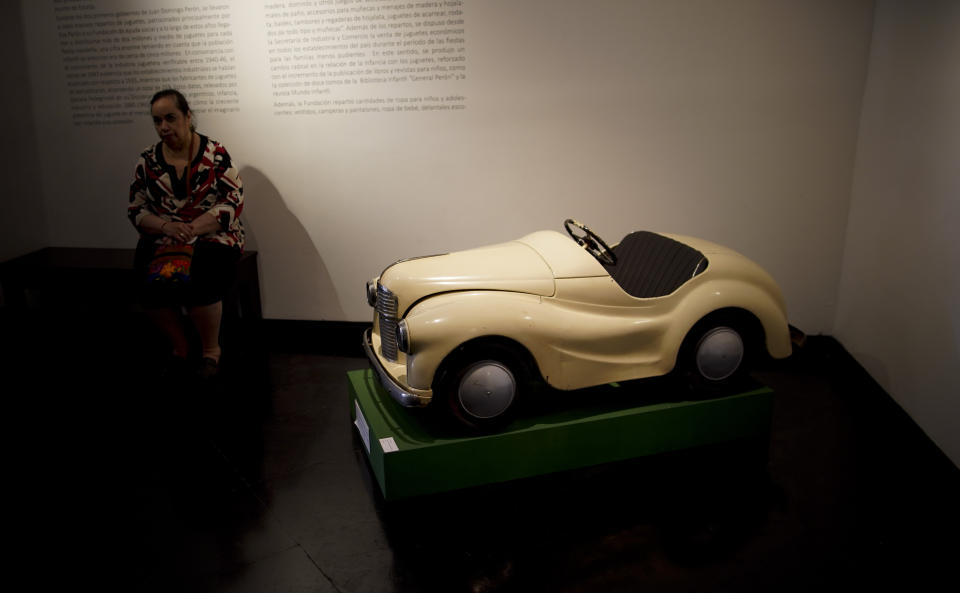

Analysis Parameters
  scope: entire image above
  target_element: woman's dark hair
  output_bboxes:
[150,89,195,131]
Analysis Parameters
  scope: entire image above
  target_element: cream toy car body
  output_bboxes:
[363,220,792,429]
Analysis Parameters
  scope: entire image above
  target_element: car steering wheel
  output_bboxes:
[564,219,617,266]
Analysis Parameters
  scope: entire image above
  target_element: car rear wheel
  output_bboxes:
[695,326,744,382]
[679,316,754,393]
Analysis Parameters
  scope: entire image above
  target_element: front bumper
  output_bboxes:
[362,328,432,407]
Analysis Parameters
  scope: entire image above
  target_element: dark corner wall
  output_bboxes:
[2,1,47,264]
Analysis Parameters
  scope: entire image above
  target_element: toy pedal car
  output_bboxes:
[363,219,792,430]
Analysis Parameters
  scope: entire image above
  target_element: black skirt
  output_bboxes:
[134,238,241,308]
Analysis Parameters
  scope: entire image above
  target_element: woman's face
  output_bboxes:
[151,96,192,151]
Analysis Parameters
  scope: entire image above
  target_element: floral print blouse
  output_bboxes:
[128,135,245,249]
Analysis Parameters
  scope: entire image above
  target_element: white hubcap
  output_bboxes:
[695,327,744,381]
[458,361,516,419]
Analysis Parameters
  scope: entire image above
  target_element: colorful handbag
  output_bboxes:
[146,243,194,283]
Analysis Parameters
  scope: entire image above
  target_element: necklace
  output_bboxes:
[163,132,196,164]
[163,132,196,186]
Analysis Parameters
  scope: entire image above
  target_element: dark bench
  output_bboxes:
[0,247,262,320]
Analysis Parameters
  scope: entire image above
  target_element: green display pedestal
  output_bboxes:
[348,369,773,501]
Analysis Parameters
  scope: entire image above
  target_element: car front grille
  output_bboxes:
[376,284,399,361]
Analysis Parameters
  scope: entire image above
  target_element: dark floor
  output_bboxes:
[5,307,959,592]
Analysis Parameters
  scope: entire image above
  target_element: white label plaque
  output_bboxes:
[354,400,371,454]
[379,437,399,454]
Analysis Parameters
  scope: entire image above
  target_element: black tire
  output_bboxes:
[435,344,530,432]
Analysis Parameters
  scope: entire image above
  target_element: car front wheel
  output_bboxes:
[436,345,529,431]
[455,360,517,419]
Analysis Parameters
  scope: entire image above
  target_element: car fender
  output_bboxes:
[400,290,545,392]
[400,289,675,392]
[399,280,790,394]
[660,276,792,366]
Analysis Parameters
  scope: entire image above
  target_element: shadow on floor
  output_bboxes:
[4,309,958,592]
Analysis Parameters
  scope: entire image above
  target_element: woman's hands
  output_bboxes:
[161,220,196,243]
[158,212,220,242]
[186,211,222,237]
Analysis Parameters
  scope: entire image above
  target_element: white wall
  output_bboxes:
[836,0,960,465]
[12,0,956,465]
[17,0,875,326]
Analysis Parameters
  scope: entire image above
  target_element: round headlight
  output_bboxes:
[366,279,378,307]
[396,320,410,354]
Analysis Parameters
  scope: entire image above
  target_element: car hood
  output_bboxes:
[376,229,752,314]
[379,239,557,313]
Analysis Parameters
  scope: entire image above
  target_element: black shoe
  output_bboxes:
[196,357,220,380]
